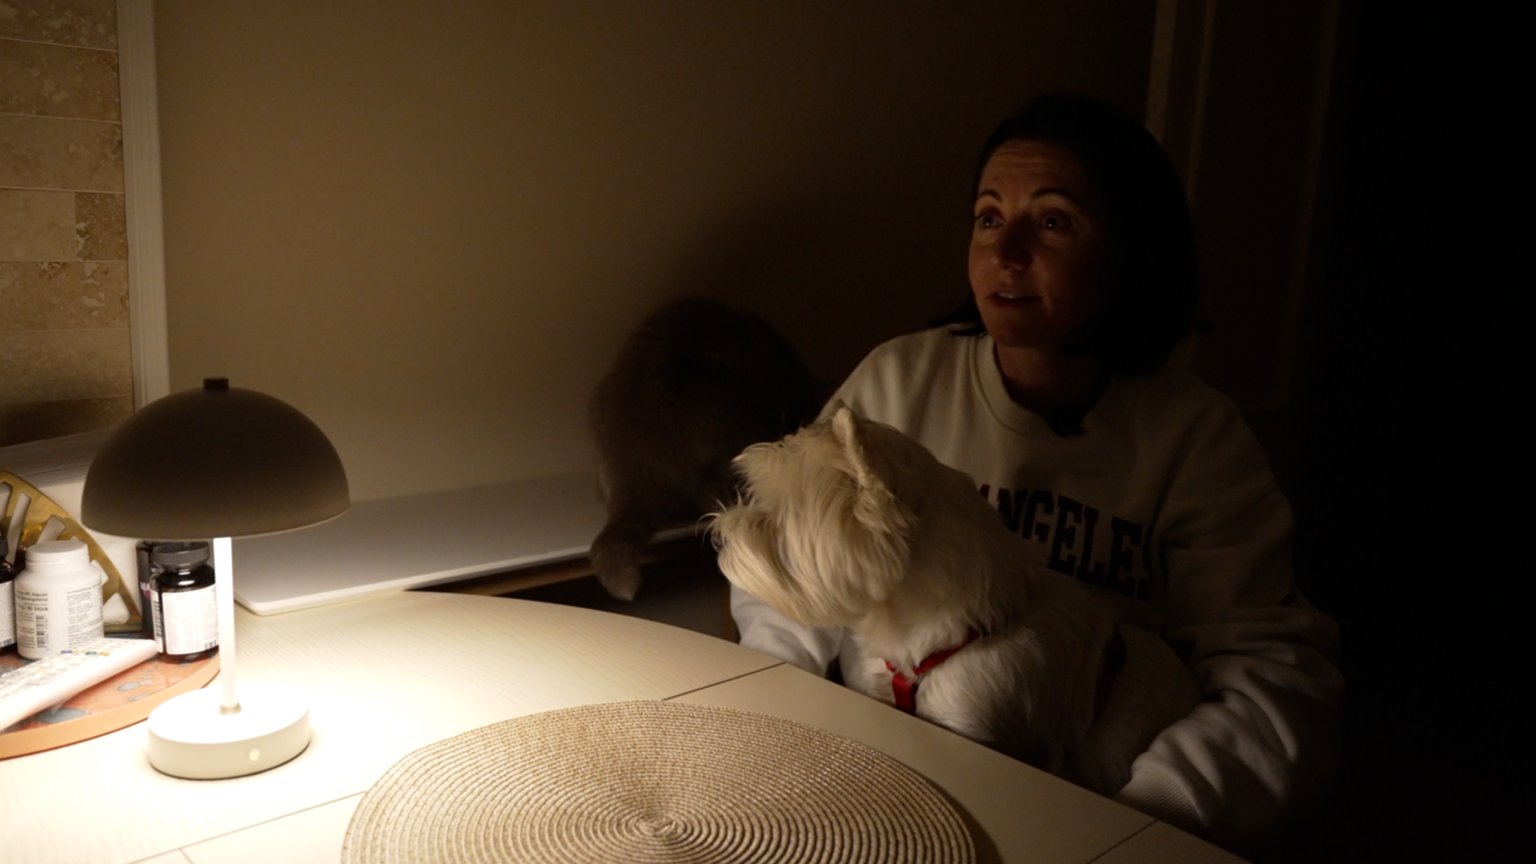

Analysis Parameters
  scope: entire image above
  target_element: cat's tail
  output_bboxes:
[590,515,658,601]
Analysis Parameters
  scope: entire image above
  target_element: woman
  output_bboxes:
[731,95,1343,850]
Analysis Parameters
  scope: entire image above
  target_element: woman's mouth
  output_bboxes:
[990,292,1037,303]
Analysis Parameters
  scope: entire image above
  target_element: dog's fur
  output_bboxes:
[589,297,822,600]
[711,406,1199,795]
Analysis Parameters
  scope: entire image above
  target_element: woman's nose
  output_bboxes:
[996,222,1032,270]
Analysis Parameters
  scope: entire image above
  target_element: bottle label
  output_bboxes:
[15,582,104,655]
[1,582,14,649]
[160,583,218,655]
[15,587,44,654]
[150,586,163,651]
[65,584,104,643]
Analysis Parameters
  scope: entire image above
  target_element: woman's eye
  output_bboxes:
[1041,213,1070,231]
[975,211,1002,229]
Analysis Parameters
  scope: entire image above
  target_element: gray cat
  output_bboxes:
[588,297,823,600]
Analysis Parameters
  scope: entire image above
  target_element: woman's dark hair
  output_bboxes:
[936,94,1199,375]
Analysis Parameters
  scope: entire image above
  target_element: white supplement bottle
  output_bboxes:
[14,538,106,660]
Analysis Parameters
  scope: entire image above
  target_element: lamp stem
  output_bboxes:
[214,536,240,714]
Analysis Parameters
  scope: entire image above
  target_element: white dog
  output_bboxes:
[711,406,1199,796]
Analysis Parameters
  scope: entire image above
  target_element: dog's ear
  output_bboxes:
[830,406,903,502]
[830,405,876,485]
[827,406,916,600]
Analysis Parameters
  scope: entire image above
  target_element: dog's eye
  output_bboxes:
[710,532,725,552]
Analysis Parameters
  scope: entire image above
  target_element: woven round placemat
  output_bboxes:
[342,700,974,864]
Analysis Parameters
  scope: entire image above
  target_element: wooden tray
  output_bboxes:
[0,649,219,759]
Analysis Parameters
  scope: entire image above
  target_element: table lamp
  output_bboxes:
[81,378,349,779]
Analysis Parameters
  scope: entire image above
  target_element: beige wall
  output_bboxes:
[153,0,1156,501]
[0,0,133,446]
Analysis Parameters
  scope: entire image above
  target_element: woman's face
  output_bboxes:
[968,140,1109,354]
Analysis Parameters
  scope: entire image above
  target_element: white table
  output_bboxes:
[227,473,705,615]
[0,593,1244,864]
[229,474,615,615]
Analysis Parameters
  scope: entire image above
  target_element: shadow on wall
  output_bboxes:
[562,179,974,493]
[662,182,975,388]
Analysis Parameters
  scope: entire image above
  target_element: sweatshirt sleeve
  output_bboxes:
[1114,400,1344,850]
[730,583,846,675]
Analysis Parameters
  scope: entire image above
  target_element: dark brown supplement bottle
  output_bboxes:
[150,542,219,663]
[1,535,15,653]
[136,540,161,640]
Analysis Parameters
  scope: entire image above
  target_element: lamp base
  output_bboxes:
[146,682,310,779]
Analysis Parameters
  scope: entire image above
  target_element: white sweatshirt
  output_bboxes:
[731,327,1344,849]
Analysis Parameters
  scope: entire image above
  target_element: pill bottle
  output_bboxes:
[151,542,219,663]
[14,538,106,659]
[1,535,16,653]
[136,540,162,640]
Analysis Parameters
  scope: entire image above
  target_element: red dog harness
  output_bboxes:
[883,629,981,714]
[883,626,1128,722]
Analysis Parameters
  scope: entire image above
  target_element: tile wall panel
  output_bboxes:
[0,328,132,402]
[1,261,130,329]
[74,191,126,259]
[0,0,117,50]
[1,0,128,446]
[0,39,121,121]
[0,114,123,191]
[3,395,133,442]
[0,189,75,259]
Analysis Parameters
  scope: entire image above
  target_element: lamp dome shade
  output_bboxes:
[82,379,349,540]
